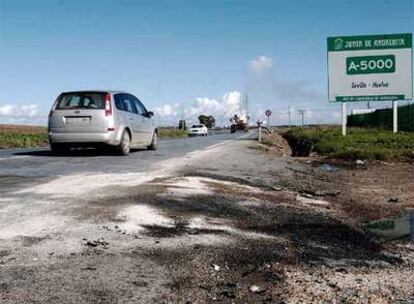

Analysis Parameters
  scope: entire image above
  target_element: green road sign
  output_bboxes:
[346,55,395,75]
[328,33,412,52]
[327,33,412,102]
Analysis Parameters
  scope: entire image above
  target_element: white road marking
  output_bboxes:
[0,155,30,161]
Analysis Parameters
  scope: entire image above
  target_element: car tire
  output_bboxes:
[117,130,131,156]
[147,132,158,150]
[50,143,68,155]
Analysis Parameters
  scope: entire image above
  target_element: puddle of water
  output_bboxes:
[318,163,340,173]
[364,212,414,242]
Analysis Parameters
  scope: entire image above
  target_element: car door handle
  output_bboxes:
[128,117,134,120]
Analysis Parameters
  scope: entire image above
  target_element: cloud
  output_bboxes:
[154,103,181,118]
[154,91,247,126]
[0,104,39,118]
[190,91,244,118]
[0,103,47,125]
[249,56,273,72]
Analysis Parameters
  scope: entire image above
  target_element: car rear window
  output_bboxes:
[192,125,203,128]
[56,92,106,110]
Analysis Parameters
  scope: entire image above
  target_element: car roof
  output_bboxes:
[61,90,128,95]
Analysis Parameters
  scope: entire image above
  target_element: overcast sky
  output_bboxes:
[0,0,412,126]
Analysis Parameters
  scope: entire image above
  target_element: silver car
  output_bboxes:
[48,90,158,155]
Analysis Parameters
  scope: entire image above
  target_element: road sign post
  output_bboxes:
[327,33,412,135]
[258,123,262,142]
[393,100,398,133]
[342,102,347,136]
[265,109,272,129]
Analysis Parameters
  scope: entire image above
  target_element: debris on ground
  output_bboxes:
[355,159,365,166]
[83,238,109,249]
[249,285,262,293]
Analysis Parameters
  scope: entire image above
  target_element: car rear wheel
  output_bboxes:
[147,132,158,150]
[117,130,131,156]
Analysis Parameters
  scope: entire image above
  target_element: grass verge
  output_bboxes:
[0,132,49,149]
[0,125,48,149]
[157,128,187,138]
[282,126,414,161]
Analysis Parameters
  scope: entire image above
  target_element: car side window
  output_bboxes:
[130,95,147,116]
[114,94,124,111]
[122,94,138,114]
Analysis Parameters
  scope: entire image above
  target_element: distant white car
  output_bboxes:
[188,124,208,136]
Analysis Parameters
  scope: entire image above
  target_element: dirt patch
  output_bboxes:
[0,253,169,304]
[135,173,412,302]
[260,131,292,156]
[283,159,414,221]
[144,240,289,303]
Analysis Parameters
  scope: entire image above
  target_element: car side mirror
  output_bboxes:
[146,111,154,117]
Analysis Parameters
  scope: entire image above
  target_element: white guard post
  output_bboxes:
[258,123,262,143]
[342,102,347,136]
[393,100,398,133]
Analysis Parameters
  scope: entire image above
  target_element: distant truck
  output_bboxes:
[230,114,249,133]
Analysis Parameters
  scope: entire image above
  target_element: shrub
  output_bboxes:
[282,127,414,161]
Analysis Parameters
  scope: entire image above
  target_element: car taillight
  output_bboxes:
[105,93,112,116]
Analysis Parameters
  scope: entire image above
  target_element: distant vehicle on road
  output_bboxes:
[230,114,249,133]
[188,124,208,137]
[48,90,158,155]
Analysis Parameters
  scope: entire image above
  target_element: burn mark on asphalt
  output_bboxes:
[141,220,230,238]
[0,175,50,196]
[20,236,49,247]
[0,250,11,258]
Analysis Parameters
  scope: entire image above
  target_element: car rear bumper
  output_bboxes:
[189,130,207,136]
[49,131,120,145]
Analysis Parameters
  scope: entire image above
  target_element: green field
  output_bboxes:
[282,127,414,161]
[0,125,48,149]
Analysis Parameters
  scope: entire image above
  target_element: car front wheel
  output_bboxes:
[147,132,158,150]
[117,130,131,156]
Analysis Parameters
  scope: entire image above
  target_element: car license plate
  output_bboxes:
[65,117,90,124]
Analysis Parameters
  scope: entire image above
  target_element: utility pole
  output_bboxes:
[288,106,293,127]
[244,93,249,116]
[180,103,185,121]
[298,109,306,126]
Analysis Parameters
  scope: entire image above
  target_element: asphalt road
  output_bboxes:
[0,132,247,178]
